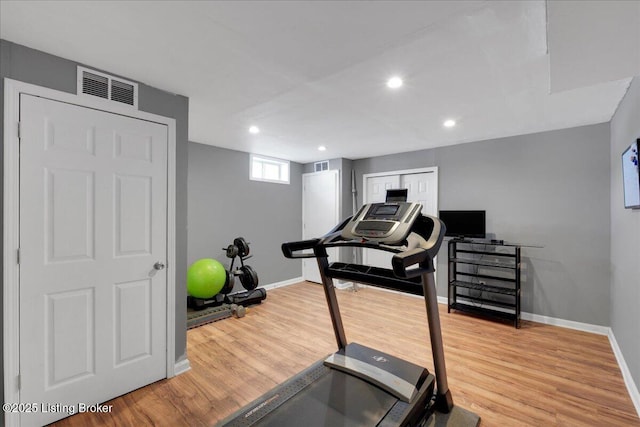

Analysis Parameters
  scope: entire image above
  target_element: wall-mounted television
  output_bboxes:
[438,210,486,238]
[622,139,640,209]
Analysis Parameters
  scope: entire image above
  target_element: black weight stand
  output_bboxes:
[225,239,258,290]
[223,237,266,307]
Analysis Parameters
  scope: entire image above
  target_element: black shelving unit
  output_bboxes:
[447,239,521,328]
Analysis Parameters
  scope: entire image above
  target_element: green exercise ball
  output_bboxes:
[187,258,226,299]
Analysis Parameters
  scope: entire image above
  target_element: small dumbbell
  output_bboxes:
[224,244,239,259]
[230,304,246,318]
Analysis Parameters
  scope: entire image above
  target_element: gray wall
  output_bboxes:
[188,142,303,288]
[354,123,612,326]
[0,40,190,410]
[610,76,640,389]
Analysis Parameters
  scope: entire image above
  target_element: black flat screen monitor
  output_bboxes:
[439,210,486,238]
[622,139,640,209]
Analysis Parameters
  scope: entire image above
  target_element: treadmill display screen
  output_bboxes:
[341,201,422,244]
[373,205,399,216]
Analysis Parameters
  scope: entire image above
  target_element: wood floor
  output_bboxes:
[54,282,639,427]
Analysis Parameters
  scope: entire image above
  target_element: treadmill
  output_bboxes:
[217,201,480,427]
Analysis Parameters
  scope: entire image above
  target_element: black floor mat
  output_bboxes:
[187,304,232,329]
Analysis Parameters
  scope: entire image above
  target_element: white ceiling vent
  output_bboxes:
[77,66,138,109]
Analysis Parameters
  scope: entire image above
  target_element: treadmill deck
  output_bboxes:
[217,344,435,427]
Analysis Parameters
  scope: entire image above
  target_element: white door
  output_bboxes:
[302,171,340,283]
[19,95,168,426]
[366,174,401,204]
[363,171,437,269]
[401,173,437,217]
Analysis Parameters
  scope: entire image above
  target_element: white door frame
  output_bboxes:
[362,166,439,207]
[3,78,177,426]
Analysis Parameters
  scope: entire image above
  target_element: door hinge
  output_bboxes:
[17,121,22,139]
[17,374,21,390]
[16,248,20,265]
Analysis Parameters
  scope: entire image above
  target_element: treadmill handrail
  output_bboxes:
[282,214,446,282]
[321,240,404,253]
[281,238,320,258]
[392,248,433,279]
[282,217,355,259]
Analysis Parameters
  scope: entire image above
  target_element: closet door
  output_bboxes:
[19,94,168,426]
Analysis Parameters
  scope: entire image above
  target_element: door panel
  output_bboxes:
[46,168,95,261]
[19,94,168,426]
[115,174,152,255]
[302,171,339,283]
[402,173,437,216]
[46,289,95,387]
[114,279,152,365]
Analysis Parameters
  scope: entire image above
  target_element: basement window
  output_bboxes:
[250,154,290,184]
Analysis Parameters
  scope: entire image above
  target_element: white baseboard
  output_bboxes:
[262,277,354,290]
[173,358,191,376]
[440,295,610,335]
[335,280,358,290]
[520,312,610,335]
[608,329,640,417]
[260,276,303,291]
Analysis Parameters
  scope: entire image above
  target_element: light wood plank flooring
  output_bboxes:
[53,282,639,426]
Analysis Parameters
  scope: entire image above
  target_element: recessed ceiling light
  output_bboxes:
[318,146,327,151]
[248,126,260,134]
[443,119,456,128]
[386,76,403,89]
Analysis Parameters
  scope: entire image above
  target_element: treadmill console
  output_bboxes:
[341,202,422,244]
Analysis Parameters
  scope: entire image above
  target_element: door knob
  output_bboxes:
[154,261,166,270]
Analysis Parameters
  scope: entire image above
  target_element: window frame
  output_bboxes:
[249,153,290,184]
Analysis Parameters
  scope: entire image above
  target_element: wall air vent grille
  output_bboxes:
[77,66,138,109]
[314,161,329,172]
[111,80,135,106]
[82,71,109,99]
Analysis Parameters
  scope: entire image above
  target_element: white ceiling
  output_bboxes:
[1,1,637,163]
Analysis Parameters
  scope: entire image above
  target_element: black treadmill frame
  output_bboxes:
[218,210,480,426]
[300,214,453,413]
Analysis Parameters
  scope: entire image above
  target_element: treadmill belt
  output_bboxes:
[258,369,397,427]
[221,362,398,427]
